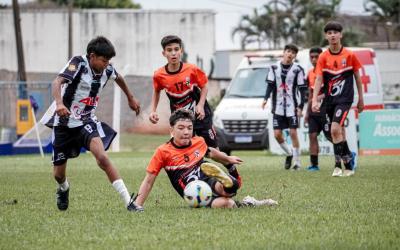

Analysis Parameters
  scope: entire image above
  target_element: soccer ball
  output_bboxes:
[183,180,212,208]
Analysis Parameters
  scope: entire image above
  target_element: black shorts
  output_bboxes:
[52,121,116,166]
[326,103,352,127]
[272,114,299,130]
[194,123,218,148]
[308,114,332,141]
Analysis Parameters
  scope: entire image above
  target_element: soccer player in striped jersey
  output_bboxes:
[262,44,307,170]
[41,36,141,211]
[312,21,364,177]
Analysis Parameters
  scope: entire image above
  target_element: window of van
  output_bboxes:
[226,68,269,98]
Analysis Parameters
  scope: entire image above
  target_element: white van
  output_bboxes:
[213,48,384,155]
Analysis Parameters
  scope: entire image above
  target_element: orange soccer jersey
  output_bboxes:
[153,63,213,126]
[307,67,317,89]
[146,136,209,196]
[315,47,362,104]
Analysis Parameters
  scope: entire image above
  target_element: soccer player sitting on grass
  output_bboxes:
[128,109,278,211]
[41,36,142,211]
[311,21,364,177]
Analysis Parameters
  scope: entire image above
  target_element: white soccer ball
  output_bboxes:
[183,180,212,208]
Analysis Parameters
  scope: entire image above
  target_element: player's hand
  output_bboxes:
[296,108,303,118]
[55,103,71,117]
[128,97,141,116]
[227,156,243,165]
[311,100,320,113]
[149,112,159,124]
[357,98,364,113]
[261,100,267,109]
[317,94,325,102]
[196,104,205,120]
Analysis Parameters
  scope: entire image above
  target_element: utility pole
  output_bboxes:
[12,0,27,98]
[68,0,73,58]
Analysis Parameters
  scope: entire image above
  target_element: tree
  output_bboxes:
[38,0,141,9]
[232,0,343,49]
[364,0,400,48]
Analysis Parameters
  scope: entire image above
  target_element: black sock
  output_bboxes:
[310,155,318,166]
[338,141,352,170]
[224,164,239,179]
[343,141,351,156]
[223,175,240,195]
[333,142,344,169]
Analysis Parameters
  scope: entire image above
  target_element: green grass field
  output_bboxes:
[1,134,399,249]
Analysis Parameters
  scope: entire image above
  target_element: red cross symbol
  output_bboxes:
[360,67,371,93]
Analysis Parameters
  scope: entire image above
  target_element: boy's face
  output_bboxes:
[89,53,110,73]
[309,52,320,67]
[170,119,193,146]
[325,30,342,46]
[162,43,182,64]
[282,49,297,64]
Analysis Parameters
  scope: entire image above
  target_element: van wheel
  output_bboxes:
[220,148,231,156]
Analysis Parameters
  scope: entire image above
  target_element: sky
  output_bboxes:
[1,0,366,50]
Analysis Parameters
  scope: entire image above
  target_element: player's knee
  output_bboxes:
[331,127,341,138]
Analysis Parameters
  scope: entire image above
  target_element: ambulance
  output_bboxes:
[213,48,384,155]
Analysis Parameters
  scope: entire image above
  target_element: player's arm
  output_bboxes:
[52,76,70,117]
[135,172,157,207]
[262,66,275,109]
[354,71,364,113]
[296,68,307,117]
[262,82,274,109]
[311,75,323,113]
[149,89,161,124]
[196,85,208,120]
[208,147,243,165]
[305,86,313,123]
[115,74,141,116]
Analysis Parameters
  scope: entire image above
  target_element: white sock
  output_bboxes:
[59,178,69,191]
[279,142,292,155]
[293,147,301,166]
[112,179,131,207]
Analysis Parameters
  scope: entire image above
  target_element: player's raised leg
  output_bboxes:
[89,137,131,207]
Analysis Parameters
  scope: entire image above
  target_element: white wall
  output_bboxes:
[0,9,215,76]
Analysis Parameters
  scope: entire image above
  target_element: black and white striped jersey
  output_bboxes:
[266,62,305,117]
[41,55,118,128]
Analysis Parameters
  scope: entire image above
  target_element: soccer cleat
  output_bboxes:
[284,155,293,170]
[343,169,355,177]
[349,151,357,171]
[127,193,144,212]
[241,195,278,207]
[307,165,320,171]
[56,188,69,211]
[200,162,233,188]
[332,167,343,177]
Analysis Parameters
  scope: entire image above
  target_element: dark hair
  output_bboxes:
[284,44,299,54]
[324,21,343,33]
[161,35,183,50]
[169,109,195,126]
[309,47,323,54]
[86,36,116,59]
